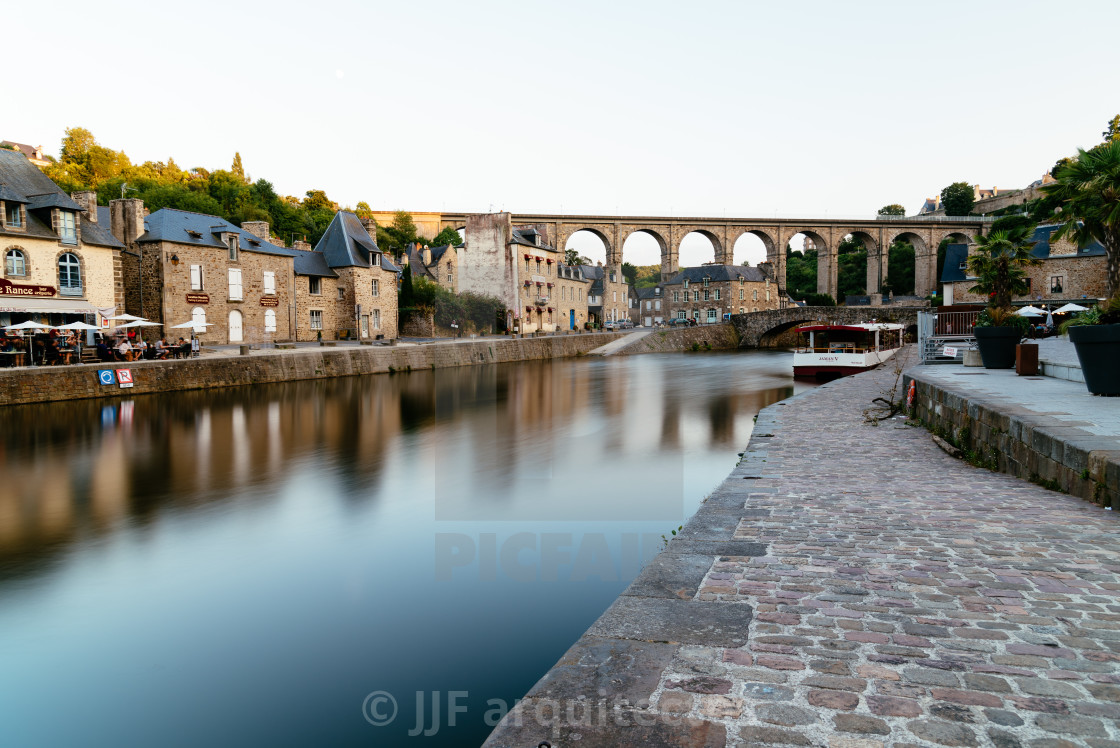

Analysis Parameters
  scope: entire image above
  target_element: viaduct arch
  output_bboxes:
[440,213,991,300]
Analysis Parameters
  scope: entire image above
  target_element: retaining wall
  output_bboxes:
[614,323,740,354]
[905,369,1120,509]
[0,333,622,406]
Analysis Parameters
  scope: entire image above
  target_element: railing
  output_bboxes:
[875,214,998,223]
[918,309,976,364]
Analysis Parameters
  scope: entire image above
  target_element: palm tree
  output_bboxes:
[1043,140,1120,300]
[966,225,1041,309]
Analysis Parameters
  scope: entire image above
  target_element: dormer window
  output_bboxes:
[187,229,203,239]
[58,210,77,244]
[227,234,239,261]
[4,203,21,228]
[703,276,710,287]
[683,279,689,289]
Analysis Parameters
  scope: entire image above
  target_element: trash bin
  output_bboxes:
[1016,344,1038,376]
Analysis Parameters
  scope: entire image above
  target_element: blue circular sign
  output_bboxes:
[98,369,115,385]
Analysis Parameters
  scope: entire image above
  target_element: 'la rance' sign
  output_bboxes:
[0,278,55,297]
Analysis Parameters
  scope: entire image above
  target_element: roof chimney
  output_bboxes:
[109,198,146,245]
[423,246,432,266]
[241,221,270,241]
[360,217,378,243]
[71,191,98,222]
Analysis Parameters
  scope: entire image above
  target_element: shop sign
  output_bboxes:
[0,278,55,297]
[186,293,210,304]
[260,296,279,307]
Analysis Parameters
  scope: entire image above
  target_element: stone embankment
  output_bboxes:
[611,323,740,355]
[485,363,1120,747]
[0,333,622,406]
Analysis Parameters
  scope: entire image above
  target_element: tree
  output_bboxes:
[740,259,751,267]
[392,211,418,242]
[621,262,638,285]
[231,152,247,183]
[354,201,373,219]
[1043,139,1120,299]
[877,204,906,216]
[887,241,915,295]
[399,264,414,308]
[836,236,867,299]
[564,248,591,266]
[431,226,463,246]
[1103,114,1120,143]
[966,224,1041,309]
[940,182,975,216]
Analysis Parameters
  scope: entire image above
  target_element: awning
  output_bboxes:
[0,297,99,314]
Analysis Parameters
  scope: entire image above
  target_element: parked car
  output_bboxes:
[616,319,634,329]
[668,318,691,327]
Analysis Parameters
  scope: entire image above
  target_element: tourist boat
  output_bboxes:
[792,322,905,379]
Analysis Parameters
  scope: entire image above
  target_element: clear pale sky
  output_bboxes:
[7,0,1118,266]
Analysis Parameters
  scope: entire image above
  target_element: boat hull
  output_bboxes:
[792,347,899,379]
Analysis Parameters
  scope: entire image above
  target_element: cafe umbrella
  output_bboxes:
[54,321,102,361]
[169,320,212,355]
[3,321,52,365]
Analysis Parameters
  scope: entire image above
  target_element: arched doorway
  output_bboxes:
[228,309,243,343]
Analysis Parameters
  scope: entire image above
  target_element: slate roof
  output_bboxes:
[636,286,663,300]
[940,244,970,283]
[1030,224,1105,258]
[404,243,455,281]
[292,250,338,278]
[137,208,296,257]
[512,227,555,250]
[0,141,43,160]
[664,265,770,285]
[0,148,122,248]
[314,211,380,268]
[80,214,124,248]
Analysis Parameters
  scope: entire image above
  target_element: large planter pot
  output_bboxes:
[1069,323,1120,395]
[974,326,1022,369]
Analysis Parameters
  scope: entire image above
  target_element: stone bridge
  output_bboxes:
[730,305,921,348]
[439,212,992,300]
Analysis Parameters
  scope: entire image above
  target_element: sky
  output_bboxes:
[7,0,1119,266]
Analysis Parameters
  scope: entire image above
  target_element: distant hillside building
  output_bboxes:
[1,141,51,168]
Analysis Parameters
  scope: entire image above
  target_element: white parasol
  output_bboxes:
[3,321,51,331]
[116,320,163,328]
[55,321,101,330]
[1052,303,1089,314]
[1015,306,1045,317]
[106,313,148,321]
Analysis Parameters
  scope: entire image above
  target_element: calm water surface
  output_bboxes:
[0,351,813,747]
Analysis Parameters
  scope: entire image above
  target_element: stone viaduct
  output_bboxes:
[439,212,992,300]
[729,306,921,348]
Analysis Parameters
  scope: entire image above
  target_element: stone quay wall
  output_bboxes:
[615,323,741,354]
[905,370,1120,509]
[0,333,622,406]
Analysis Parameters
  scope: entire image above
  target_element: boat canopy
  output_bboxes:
[797,323,903,333]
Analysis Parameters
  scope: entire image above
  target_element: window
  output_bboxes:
[372,279,379,297]
[692,290,699,301]
[58,211,77,244]
[264,309,277,332]
[654,300,660,311]
[309,277,321,295]
[683,279,689,289]
[645,300,651,310]
[524,258,530,272]
[192,307,207,328]
[715,289,721,300]
[707,309,717,322]
[5,203,21,228]
[5,249,26,276]
[58,252,81,295]
[263,270,276,295]
[228,268,243,300]
[310,310,323,330]
[613,291,617,302]
[227,235,239,261]
[447,272,453,283]
[673,291,679,302]
[337,287,345,300]
[766,289,770,302]
[703,276,710,287]
[703,290,710,301]
[739,288,744,300]
[739,307,745,314]
[1050,276,1064,294]
[372,309,380,330]
[753,289,758,301]
[677,311,686,319]
[190,264,203,291]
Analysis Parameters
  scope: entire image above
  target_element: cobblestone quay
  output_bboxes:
[485,364,1120,747]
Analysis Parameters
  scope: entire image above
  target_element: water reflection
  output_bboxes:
[0,351,809,747]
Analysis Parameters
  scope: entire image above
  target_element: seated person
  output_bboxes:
[96,341,113,361]
[177,338,191,358]
[115,339,132,361]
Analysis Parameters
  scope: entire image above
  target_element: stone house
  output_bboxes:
[664,265,780,323]
[578,264,629,328]
[404,242,458,294]
[0,148,124,329]
[940,225,1108,307]
[636,285,667,327]
[115,205,297,344]
[551,263,590,331]
[1,141,51,168]
[291,211,399,341]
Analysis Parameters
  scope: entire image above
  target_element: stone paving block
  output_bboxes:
[586,598,751,647]
[621,554,717,600]
[484,701,727,747]
[524,637,677,704]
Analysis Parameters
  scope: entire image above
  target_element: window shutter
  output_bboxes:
[263,270,276,295]
[190,265,202,291]
[229,268,242,300]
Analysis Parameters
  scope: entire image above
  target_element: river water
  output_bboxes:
[0,350,814,747]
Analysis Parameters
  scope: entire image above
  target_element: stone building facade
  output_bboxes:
[291,211,399,342]
[0,149,124,328]
[941,226,1108,307]
[404,242,458,294]
[579,264,629,327]
[664,265,780,323]
[117,205,296,344]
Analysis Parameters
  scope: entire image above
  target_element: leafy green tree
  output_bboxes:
[564,248,591,266]
[966,225,1041,308]
[231,152,247,183]
[1043,139,1120,299]
[784,245,818,299]
[431,226,463,246]
[399,264,414,308]
[877,204,906,216]
[354,202,373,219]
[836,236,866,299]
[621,262,638,285]
[1103,115,1120,143]
[887,241,915,295]
[940,182,975,216]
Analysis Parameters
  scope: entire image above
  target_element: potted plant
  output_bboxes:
[1043,139,1120,395]
[1060,297,1120,395]
[965,225,1040,369]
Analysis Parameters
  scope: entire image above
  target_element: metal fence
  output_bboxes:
[875,214,998,223]
[917,309,978,364]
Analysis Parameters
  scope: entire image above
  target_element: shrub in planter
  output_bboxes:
[974,307,1027,369]
[1061,297,1120,395]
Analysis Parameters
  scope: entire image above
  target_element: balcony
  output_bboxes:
[59,285,84,297]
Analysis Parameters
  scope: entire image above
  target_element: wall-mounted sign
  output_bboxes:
[115,369,134,388]
[260,296,279,307]
[186,293,210,304]
[0,278,55,297]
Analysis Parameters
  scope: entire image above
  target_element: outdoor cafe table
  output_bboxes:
[0,351,27,367]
